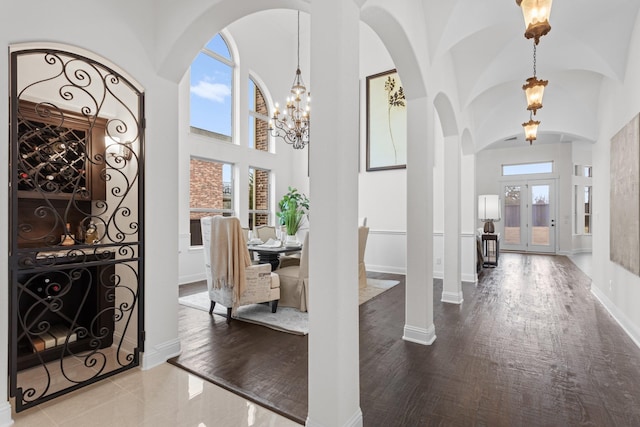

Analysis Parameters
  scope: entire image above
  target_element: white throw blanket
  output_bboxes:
[209,216,252,305]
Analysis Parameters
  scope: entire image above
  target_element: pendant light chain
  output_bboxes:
[297,10,301,70]
[268,10,311,149]
[532,41,537,77]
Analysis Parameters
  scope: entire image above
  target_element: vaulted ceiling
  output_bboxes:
[227,1,640,152]
[423,0,640,151]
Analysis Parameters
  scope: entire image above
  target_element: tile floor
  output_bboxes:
[10,363,301,426]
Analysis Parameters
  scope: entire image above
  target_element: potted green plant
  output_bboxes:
[277,187,309,243]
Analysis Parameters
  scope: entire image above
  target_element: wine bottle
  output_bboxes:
[61,222,75,246]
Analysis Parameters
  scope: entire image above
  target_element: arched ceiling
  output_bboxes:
[423,0,640,151]
[159,0,640,153]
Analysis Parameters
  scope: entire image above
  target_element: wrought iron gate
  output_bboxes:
[8,47,145,411]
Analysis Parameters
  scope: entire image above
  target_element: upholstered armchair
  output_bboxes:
[275,232,309,312]
[201,216,280,323]
[359,226,369,288]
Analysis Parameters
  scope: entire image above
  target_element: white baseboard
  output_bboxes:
[441,291,464,304]
[461,272,476,283]
[179,273,206,285]
[0,401,13,427]
[403,323,436,345]
[367,265,406,275]
[142,338,181,370]
[558,249,592,256]
[590,284,640,351]
[306,408,363,427]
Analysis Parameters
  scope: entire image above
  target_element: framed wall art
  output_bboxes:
[610,113,640,276]
[366,69,407,171]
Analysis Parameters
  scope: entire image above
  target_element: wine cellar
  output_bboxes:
[9,48,145,411]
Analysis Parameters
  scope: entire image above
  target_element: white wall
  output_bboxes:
[358,22,406,255]
[475,142,575,254]
[1,1,181,423]
[177,14,305,284]
[590,10,640,349]
[571,141,594,253]
[179,14,479,282]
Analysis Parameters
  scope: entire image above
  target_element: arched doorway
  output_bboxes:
[8,45,145,411]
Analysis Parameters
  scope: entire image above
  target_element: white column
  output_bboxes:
[307,1,362,427]
[442,135,463,304]
[461,151,477,283]
[404,95,436,345]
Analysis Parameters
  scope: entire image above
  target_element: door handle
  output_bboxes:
[550,219,555,227]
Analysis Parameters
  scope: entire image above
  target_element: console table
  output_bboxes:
[482,233,500,267]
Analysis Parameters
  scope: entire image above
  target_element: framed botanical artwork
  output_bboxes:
[366,69,407,171]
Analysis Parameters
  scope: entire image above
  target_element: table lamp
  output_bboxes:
[478,194,501,234]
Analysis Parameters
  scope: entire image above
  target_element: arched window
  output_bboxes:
[248,167,271,228]
[190,34,233,139]
[248,78,270,152]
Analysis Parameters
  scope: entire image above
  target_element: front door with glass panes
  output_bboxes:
[501,179,556,253]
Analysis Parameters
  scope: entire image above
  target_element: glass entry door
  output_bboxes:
[502,180,556,253]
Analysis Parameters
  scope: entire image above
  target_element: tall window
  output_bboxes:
[584,186,592,234]
[248,78,270,151]
[248,167,270,229]
[573,164,593,235]
[190,158,234,246]
[190,34,233,139]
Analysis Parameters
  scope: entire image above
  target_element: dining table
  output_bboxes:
[248,242,302,271]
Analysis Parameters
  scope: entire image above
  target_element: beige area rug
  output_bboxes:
[178,278,399,335]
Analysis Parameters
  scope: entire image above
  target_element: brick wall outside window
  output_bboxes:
[255,86,268,152]
[190,158,232,245]
[249,167,269,228]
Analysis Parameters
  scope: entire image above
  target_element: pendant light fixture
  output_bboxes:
[269,10,310,149]
[515,0,553,45]
[522,41,547,115]
[522,113,540,145]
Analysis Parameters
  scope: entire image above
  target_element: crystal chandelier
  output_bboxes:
[269,10,310,150]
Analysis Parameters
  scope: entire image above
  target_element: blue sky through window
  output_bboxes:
[248,79,256,112]
[205,34,231,60]
[190,35,232,136]
[223,163,231,183]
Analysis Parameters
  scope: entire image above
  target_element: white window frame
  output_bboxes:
[248,166,272,227]
[248,77,272,152]
[502,161,553,176]
[573,164,593,236]
[189,34,235,142]
[189,157,235,247]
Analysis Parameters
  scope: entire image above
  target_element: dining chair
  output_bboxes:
[254,225,277,241]
[359,226,369,288]
[274,232,309,312]
[201,216,280,323]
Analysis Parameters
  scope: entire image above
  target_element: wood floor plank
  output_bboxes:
[171,254,640,426]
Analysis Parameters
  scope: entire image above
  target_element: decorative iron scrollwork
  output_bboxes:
[10,47,145,412]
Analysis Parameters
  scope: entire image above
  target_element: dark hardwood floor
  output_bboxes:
[171,254,640,426]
